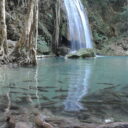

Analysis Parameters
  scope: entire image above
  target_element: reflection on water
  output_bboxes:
[5,88,11,113]
[34,64,40,108]
[64,61,93,111]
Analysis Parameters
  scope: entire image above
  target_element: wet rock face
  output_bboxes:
[60,36,71,48]
[57,46,70,56]
[96,37,128,56]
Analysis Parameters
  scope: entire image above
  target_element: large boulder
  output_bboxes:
[66,53,80,59]
[77,48,95,58]
[66,48,95,59]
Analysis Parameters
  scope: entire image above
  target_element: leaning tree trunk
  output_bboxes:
[52,0,61,54]
[0,0,8,64]
[11,0,38,66]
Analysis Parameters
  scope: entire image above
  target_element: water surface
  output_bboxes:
[0,57,128,122]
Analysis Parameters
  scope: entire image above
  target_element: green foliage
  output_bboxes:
[119,6,128,21]
[93,30,108,43]
[37,35,50,55]
[37,35,45,43]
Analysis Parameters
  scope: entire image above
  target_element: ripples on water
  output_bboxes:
[0,57,128,122]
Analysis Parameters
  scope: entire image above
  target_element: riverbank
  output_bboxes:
[1,108,128,128]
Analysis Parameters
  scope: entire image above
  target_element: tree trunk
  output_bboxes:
[0,0,8,64]
[11,0,38,66]
[52,0,61,54]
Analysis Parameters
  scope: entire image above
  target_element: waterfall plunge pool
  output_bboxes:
[0,56,128,123]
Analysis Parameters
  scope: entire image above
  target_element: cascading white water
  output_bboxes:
[64,0,93,51]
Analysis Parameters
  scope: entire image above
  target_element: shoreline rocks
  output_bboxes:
[97,122,128,128]
[34,113,53,128]
[1,108,128,128]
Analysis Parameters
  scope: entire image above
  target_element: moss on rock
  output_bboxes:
[66,48,95,59]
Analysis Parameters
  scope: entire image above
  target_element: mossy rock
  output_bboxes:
[77,48,95,58]
[66,53,80,59]
[66,48,95,59]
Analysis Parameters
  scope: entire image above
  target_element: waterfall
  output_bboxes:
[64,0,93,52]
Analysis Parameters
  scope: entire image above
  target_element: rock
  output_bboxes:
[66,53,80,59]
[7,40,17,48]
[6,115,16,128]
[77,48,95,58]
[57,46,70,56]
[97,122,128,128]
[96,37,128,56]
[35,113,53,128]
[15,122,33,128]
[78,123,97,128]
[5,114,33,128]
[66,48,95,59]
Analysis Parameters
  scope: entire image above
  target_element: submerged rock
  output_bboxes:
[34,113,53,128]
[98,122,128,128]
[15,122,33,128]
[1,108,128,128]
[6,115,16,128]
